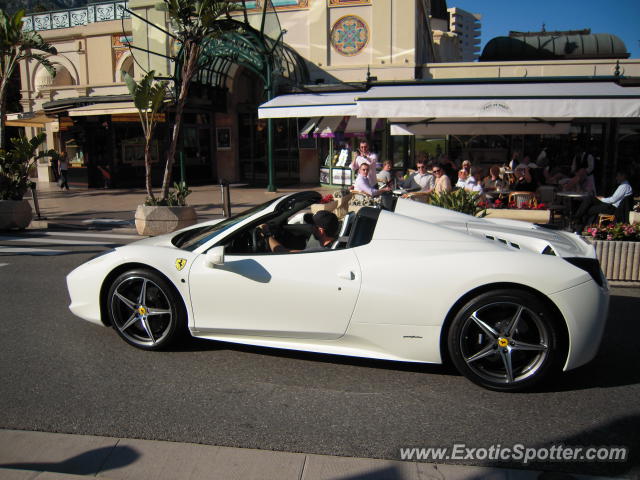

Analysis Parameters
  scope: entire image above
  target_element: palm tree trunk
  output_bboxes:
[144,140,155,202]
[0,76,9,151]
[160,41,199,201]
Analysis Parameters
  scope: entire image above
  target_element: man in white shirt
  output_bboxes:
[403,159,435,192]
[350,140,378,186]
[572,170,634,232]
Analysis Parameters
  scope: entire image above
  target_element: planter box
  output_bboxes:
[481,208,551,224]
[310,200,338,214]
[0,199,33,230]
[592,240,640,282]
[135,205,197,236]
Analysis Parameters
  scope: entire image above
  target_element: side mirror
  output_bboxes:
[205,246,225,268]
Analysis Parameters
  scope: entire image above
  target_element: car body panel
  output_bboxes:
[66,191,609,381]
[394,198,595,258]
[188,248,362,339]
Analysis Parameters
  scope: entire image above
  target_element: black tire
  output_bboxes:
[106,269,185,350]
[447,289,562,392]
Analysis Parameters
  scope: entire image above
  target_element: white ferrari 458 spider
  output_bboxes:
[67,191,609,391]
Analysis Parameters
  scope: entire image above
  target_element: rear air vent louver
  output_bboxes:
[484,234,521,250]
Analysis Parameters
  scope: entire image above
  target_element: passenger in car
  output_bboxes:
[259,211,340,253]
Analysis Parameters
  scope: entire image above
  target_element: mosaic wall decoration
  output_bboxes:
[113,34,133,64]
[328,0,371,6]
[22,2,129,31]
[330,15,368,56]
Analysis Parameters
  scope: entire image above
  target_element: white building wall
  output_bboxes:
[447,7,481,61]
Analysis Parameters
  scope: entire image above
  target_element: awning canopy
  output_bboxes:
[299,116,384,138]
[6,112,57,127]
[67,102,138,116]
[259,81,640,123]
[390,120,572,136]
[259,91,362,119]
[356,82,640,119]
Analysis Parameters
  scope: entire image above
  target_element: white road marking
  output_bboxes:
[0,246,67,255]
[0,236,112,246]
[20,231,139,240]
[0,263,9,267]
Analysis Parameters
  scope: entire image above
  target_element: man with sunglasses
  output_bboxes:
[403,158,435,193]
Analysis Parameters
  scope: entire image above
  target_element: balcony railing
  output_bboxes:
[22,1,129,32]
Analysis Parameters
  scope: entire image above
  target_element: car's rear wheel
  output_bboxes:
[107,269,185,350]
[447,289,562,391]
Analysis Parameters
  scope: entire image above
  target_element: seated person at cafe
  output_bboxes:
[377,160,394,189]
[439,154,459,181]
[455,169,470,189]
[461,159,472,173]
[572,170,633,232]
[466,167,484,193]
[512,166,537,192]
[481,165,505,191]
[516,154,537,170]
[354,162,393,210]
[560,166,596,195]
[403,159,435,192]
[432,163,452,193]
[259,211,339,253]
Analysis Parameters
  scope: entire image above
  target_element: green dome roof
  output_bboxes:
[480,32,629,61]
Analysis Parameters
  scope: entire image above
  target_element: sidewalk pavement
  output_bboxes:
[27,181,335,233]
[0,429,619,480]
[9,181,625,479]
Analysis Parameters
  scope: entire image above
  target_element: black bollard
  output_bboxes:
[220,179,231,218]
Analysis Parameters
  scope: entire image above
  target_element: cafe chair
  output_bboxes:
[597,214,616,228]
[508,191,537,209]
[596,195,634,227]
[400,191,430,204]
[348,190,381,212]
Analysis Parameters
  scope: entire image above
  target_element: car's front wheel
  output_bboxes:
[107,269,185,350]
[447,289,563,391]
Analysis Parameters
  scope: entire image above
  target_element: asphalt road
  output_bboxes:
[1,229,638,477]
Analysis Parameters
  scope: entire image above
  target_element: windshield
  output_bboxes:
[172,197,280,251]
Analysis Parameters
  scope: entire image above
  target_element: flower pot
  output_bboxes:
[481,208,551,224]
[135,205,197,236]
[630,211,640,225]
[592,239,640,282]
[0,199,33,230]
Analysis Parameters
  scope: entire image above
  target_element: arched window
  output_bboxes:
[117,55,134,82]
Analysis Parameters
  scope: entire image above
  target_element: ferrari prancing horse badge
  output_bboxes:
[175,258,187,271]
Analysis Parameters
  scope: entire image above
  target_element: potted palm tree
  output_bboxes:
[125,70,197,236]
[0,8,57,229]
[0,133,57,229]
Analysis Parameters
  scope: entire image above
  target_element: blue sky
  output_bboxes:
[450,0,640,60]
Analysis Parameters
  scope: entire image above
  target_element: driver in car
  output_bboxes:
[258,211,340,253]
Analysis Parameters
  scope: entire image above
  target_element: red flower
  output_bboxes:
[320,194,334,204]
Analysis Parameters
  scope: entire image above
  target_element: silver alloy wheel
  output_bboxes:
[459,301,550,385]
[110,275,173,347]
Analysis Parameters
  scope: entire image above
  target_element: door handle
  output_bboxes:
[337,271,355,280]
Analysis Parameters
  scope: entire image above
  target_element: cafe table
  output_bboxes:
[555,191,590,227]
